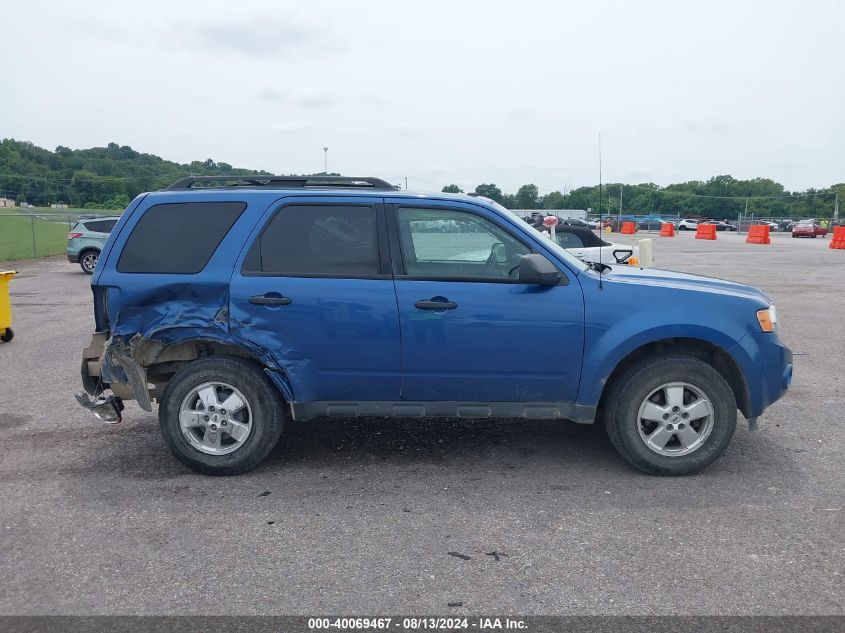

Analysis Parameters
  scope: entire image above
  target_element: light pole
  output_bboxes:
[322,147,328,175]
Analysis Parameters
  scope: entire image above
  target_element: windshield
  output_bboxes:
[492,205,590,272]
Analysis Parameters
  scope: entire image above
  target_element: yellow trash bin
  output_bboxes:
[0,270,15,343]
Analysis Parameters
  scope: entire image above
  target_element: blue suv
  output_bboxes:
[77,176,792,476]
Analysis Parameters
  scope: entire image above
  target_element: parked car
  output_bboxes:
[636,219,678,231]
[678,218,700,231]
[705,221,738,232]
[791,220,827,238]
[559,217,592,229]
[546,226,635,264]
[66,216,121,274]
[76,175,792,477]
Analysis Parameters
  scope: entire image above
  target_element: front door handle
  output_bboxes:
[249,295,292,306]
[415,299,458,310]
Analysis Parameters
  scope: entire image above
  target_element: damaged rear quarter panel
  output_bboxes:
[93,191,297,409]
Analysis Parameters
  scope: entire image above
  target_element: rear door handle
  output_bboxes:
[249,295,292,306]
[415,299,458,310]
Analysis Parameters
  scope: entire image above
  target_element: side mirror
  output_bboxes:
[518,254,562,285]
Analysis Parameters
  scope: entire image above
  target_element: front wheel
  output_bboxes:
[79,250,100,274]
[159,356,285,475]
[603,355,737,475]
[0,327,13,343]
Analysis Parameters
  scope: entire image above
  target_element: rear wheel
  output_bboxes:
[159,356,285,475]
[79,250,100,274]
[0,328,13,343]
[603,355,737,475]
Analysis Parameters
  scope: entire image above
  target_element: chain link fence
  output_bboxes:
[0,212,114,261]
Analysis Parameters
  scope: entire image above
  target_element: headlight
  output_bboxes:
[757,305,778,333]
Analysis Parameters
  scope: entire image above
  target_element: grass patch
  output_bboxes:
[0,215,72,261]
[0,207,123,262]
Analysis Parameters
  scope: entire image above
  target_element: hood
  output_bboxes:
[600,265,773,304]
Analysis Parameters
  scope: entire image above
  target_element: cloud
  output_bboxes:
[387,124,421,138]
[507,107,533,119]
[259,87,338,108]
[185,17,342,59]
[269,122,315,136]
[683,117,756,134]
[360,92,387,105]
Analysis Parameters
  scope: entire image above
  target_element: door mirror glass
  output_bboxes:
[490,242,508,264]
[518,254,562,285]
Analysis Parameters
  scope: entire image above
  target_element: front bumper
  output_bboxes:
[729,332,793,418]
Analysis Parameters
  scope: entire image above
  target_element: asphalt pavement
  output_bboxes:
[0,231,842,615]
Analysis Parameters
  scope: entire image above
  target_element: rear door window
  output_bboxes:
[243,204,380,276]
[117,201,246,274]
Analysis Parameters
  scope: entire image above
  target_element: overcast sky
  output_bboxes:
[2,0,843,193]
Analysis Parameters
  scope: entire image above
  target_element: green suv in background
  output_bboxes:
[66,216,120,274]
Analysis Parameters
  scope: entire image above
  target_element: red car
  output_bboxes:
[792,221,827,238]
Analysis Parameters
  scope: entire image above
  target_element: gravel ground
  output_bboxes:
[0,231,842,616]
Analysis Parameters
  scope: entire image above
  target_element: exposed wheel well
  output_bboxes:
[598,337,750,419]
[140,340,288,402]
[78,247,101,257]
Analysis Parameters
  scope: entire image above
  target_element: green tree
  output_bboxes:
[104,193,131,210]
[543,191,567,209]
[474,183,503,204]
[441,184,463,193]
[515,184,539,209]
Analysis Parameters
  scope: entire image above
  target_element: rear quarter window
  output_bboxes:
[83,219,118,233]
[117,201,246,274]
[242,204,380,276]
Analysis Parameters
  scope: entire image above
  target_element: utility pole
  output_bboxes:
[835,191,840,221]
[322,146,328,174]
[598,133,602,219]
[405,177,408,190]
[618,185,623,229]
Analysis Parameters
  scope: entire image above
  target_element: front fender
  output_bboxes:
[575,275,768,408]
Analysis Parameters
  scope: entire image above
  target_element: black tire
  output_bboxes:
[79,249,100,275]
[603,355,737,475]
[159,356,285,475]
[1,327,13,343]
